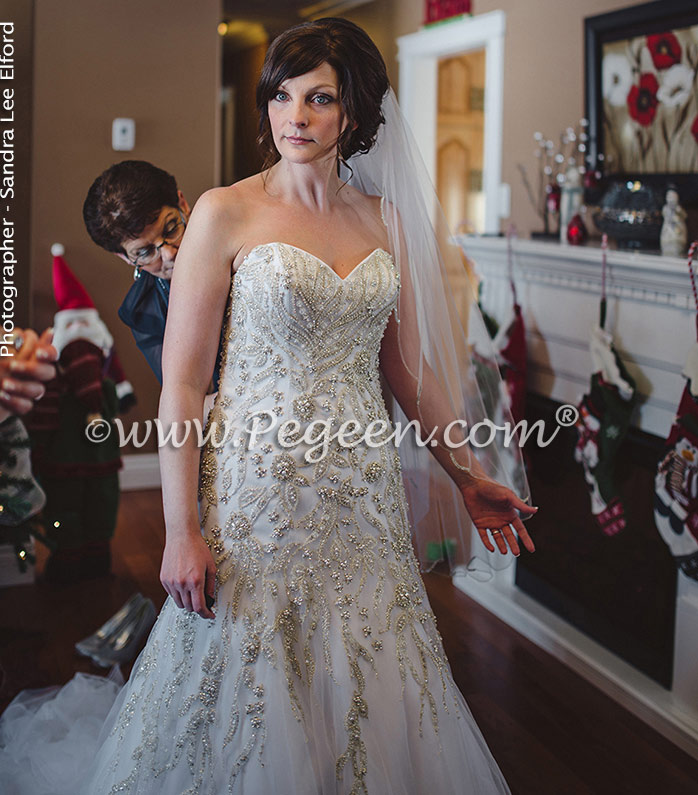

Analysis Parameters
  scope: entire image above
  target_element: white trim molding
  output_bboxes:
[458,235,692,309]
[397,11,506,234]
[119,453,161,491]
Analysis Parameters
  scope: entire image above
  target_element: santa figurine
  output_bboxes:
[26,245,134,583]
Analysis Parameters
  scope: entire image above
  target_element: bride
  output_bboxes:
[0,18,535,794]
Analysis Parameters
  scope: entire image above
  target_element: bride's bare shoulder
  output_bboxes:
[193,175,264,222]
[188,176,267,261]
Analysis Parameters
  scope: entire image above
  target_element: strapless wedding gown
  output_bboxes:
[0,242,510,794]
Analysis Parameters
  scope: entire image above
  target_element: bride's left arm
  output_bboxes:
[378,222,536,556]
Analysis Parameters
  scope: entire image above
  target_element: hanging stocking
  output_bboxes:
[494,227,527,425]
[654,384,698,579]
[574,236,637,536]
[654,242,698,579]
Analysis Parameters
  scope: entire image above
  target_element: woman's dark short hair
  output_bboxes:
[83,160,179,254]
[256,18,389,168]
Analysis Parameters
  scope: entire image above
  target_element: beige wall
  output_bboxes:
[391,0,636,234]
[338,0,397,84]
[31,0,221,447]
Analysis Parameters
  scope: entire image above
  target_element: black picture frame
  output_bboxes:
[585,0,698,204]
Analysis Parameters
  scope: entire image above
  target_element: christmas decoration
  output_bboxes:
[470,230,529,498]
[25,248,131,582]
[493,228,527,425]
[559,163,584,243]
[574,236,638,535]
[0,415,53,581]
[567,212,588,245]
[518,120,589,238]
[545,183,561,215]
[424,0,471,26]
[654,241,698,579]
[660,188,688,258]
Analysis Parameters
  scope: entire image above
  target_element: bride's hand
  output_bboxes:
[459,478,537,556]
[160,532,217,619]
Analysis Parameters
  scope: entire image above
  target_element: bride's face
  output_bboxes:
[268,62,348,165]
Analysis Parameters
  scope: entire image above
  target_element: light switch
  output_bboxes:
[112,118,135,151]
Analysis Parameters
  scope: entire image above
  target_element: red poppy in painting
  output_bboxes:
[627,73,659,126]
[647,32,682,70]
[692,115,698,144]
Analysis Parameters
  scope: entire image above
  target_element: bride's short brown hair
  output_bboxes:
[256,18,389,168]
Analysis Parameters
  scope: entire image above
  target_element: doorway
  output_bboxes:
[397,11,506,235]
[436,49,486,234]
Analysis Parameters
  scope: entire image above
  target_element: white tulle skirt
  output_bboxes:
[0,668,123,795]
[0,594,511,794]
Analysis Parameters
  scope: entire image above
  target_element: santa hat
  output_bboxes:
[51,243,95,311]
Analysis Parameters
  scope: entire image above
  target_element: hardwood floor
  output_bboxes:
[1,489,697,794]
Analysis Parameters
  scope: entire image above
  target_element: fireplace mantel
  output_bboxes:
[456,235,694,438]
[453,234,698,761]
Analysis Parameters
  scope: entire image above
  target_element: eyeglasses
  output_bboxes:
[127,211,187,270]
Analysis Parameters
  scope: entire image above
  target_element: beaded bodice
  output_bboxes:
[213,241,400,433]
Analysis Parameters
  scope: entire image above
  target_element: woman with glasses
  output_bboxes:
[83,161,196,385]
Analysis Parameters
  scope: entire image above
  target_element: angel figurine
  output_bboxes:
[660,188,687,257]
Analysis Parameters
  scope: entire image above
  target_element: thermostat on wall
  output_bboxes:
[112,118,135,151]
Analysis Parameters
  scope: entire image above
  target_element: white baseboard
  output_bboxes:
[119,453,161,491]
[453,570,698,761]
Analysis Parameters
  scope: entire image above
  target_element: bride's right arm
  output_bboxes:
[158,189,241,619]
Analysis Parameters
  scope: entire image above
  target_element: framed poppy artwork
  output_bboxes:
[585,0,698,203]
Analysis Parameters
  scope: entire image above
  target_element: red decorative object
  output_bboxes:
[424,0,471,25]
[567,213,588,245]
[627,73,659,127]
[691,115,698,144]
[583,170,600,190]
[647,31,682,70]
[545,183,561,214]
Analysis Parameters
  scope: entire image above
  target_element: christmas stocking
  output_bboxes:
[575,368,637,536]
[654,347,698,579]
[495,303,527,425]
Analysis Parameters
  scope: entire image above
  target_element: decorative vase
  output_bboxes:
[592,181,663,250]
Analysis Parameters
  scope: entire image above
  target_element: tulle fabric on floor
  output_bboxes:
[0,668,123,795]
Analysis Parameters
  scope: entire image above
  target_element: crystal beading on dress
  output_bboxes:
[70,242,507,794]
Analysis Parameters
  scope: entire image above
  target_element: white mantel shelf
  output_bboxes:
[452,233,698,762]
[456,235,692,310]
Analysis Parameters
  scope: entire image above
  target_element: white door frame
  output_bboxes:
[397,11,506,234]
